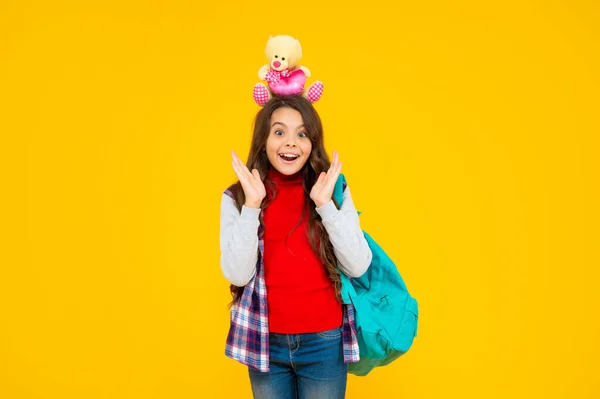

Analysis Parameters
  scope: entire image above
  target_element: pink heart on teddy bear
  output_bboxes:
[269,69,307,96]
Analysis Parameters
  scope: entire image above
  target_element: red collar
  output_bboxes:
[267,167,303,185]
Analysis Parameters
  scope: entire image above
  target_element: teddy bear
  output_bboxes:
[253,35,324,106]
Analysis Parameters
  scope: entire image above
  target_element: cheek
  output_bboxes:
[265,139,276,154]
[267,148,278,161]
[302,142,312,156]
[266,145,280,161]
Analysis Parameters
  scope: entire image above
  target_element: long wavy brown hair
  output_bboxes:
[226,95,342,306]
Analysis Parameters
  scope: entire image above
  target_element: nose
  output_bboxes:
[284,140,298,149]
[273,61,281,68]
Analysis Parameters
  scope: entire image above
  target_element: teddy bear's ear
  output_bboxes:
[294,39,303,62]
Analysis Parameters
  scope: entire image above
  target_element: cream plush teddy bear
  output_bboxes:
[253,35,324,106]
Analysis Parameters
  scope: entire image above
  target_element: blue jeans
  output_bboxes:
[248,327,348,399]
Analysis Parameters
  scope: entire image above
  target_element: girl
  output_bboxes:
[219,95,372,399]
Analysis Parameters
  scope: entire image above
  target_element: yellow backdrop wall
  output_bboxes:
[1,1,598,398]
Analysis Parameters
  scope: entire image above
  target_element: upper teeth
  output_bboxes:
[281,154,299,158]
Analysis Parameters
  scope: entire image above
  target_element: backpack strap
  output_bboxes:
[334,173,360,304]
[333,173,361,215]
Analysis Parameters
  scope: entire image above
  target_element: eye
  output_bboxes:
[274,55,278,59]
[282,57,286,61]
[298,132,307,138]
[274,129,284,135]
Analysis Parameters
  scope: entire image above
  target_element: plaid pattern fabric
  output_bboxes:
[264,67,293,85]
[307,81,324,103]
[253,84,269,107]
[223,182,360,372]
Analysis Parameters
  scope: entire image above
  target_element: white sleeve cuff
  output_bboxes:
[315,199,339,222]
[240,205,261,223]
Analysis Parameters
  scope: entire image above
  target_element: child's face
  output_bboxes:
[265,107,312,175]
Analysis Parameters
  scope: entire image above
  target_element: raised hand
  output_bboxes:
[231,150,266,208]
[310,150,342,208]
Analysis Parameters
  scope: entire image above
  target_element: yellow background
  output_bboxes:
[1,0,598,398]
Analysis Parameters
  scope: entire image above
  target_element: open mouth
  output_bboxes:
[279,154,300,164]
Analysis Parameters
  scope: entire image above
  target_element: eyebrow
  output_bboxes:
[271,122,305,129]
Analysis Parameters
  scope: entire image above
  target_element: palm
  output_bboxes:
[231,150,266,204]
[310,150,342,207]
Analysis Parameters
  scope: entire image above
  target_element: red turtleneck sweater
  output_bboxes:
[263,167,342,333]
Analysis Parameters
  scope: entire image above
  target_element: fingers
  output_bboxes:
[231,150,242,176]
[326,150,342,179]
[328,150,341,173]
[333,150,342,173]
[232,154,252,188]
[317,171,326,183]
[231,150,253,180]
[319,152,339,191]
[231,157,246,184]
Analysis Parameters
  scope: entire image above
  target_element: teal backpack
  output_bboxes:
[333,174,419,376]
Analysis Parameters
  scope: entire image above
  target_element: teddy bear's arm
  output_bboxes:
[298,65,311,78]
[258,65,270,80]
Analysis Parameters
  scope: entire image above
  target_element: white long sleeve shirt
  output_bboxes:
[219,185,372,287]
